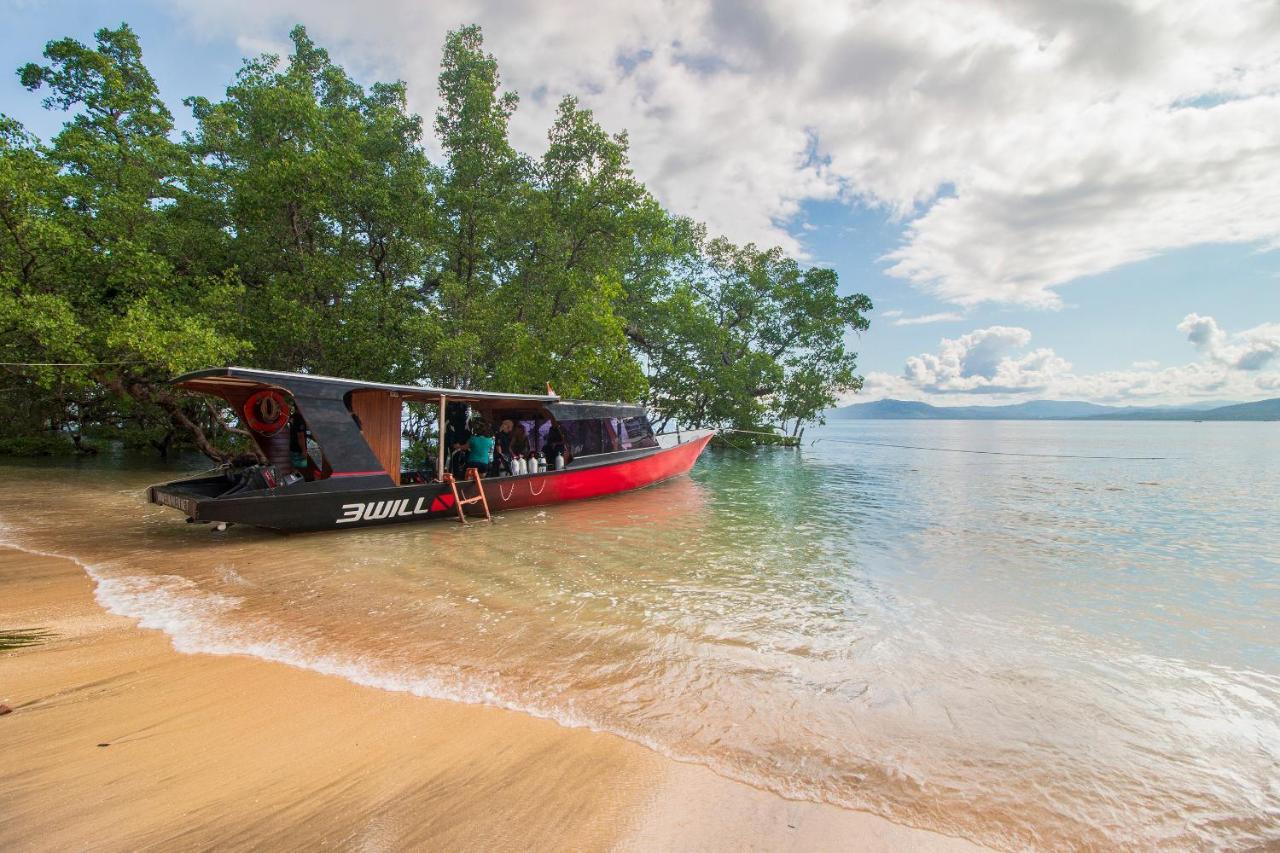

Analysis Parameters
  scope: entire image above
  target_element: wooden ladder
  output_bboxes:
[444,468,492,524]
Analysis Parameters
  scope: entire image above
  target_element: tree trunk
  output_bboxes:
[99,374,257,464]
[149,429,174,460]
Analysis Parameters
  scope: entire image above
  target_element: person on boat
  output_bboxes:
[495,419,513,455]
[449,440,470,478]
[544,423,572,469]
[444,402,470,450]
[530,415,547,455]
[493,419,514,474]
[467,420,495,476]
[509,423,530,470]
[288,412,310,477]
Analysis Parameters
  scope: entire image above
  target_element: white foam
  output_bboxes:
[0,523,721,773]
[90,572,244,653]
[0,527,600,732]
[0,521,811,820]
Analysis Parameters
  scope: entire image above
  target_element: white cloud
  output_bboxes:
[1179,313,1226,351]
[162,0,1280,303]
[1179,312,1280,371]
[892,311,965,326]
[900,325,1070,393]
[866,314,1280,404]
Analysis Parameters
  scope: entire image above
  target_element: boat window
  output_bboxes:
[604,418,623,451]
[399,401,440,484]
[622,416,658,449]
[555,416,657,455]
[557,419,604,456]
[520,418,551,454]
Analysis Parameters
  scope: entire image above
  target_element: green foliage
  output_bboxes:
[4,25,248,457]
[0,435,77,456]
[182,26,436,382]
[627,237,871,431]
[2,22,871,460]
[422,33,658,403]
[401,440,436,473]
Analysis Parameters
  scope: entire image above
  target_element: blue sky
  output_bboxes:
[801,200,1280,380]
[4,0,1278,405]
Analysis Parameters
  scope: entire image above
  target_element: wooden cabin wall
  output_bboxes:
[349,390,402,485]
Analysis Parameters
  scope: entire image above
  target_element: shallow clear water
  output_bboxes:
[3,421,1278,849]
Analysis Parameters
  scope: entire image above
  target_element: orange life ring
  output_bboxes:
[243,389,291,435]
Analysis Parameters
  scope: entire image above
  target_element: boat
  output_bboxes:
[147,367,714,532]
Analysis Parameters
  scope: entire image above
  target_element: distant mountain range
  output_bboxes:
[830,398,1280,421]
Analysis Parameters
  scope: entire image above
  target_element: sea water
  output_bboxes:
[1,420,1277,849]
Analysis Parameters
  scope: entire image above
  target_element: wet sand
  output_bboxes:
[0,545,981,851]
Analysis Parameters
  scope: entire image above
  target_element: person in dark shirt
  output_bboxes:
[443,401,470,451]
[449,441,471,478]
[495,419,513,453]
[510,423,530,459]
[494,419,514,473]
[544,422,571,468]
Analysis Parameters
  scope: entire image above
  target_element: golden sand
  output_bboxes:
[0,546,981,851]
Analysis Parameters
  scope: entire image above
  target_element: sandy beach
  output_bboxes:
[0,545,981,852]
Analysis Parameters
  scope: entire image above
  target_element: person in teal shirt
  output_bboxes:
[467,421,495,472]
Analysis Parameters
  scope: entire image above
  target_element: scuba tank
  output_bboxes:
[555,452,565,471]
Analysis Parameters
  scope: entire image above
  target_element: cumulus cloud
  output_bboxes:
[162,0,1280,304]
[867,314,1280,404]
[1179,313,1226,350]
[1179,313,1280,371]
[900,326,1070,393]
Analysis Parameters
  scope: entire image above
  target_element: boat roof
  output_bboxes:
[171,367,561,406]
[546,400,647,420]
